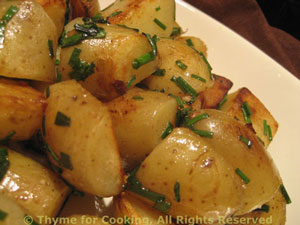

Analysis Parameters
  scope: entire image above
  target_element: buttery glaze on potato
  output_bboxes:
[0,149,70,221]
[0,78,46,141]
[0,0,57,82]
[107,88,177,170]
[144,38,213,97]
[59,18,159,101]
[114,192,175,225]
[101,0,175,37]
[136,128,244,221]
[192,109,281,215]
[44,80,123,196]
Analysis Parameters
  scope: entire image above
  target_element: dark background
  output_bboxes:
[256,0,300,41]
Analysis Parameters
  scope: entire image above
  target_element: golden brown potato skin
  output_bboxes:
[44,80,123,196]
[220,87,278,149]
[136,128,243,221]
[34,0,66,34]
[0,78,46,141]
[192,109,281,215]
[0,0,57,82]
[0,149,70,221]
[107,88,177,170]
[101,0,175,37]
[144,39,213,97]
[176,36,208,57]
[59,19,159,101]
[71,0,100,19]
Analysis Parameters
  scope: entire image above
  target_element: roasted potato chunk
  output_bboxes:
[107,88,177,170]
[59,18,159,101]
[71,0,100,19]
[176,36,208,57]
[192,109,281,215]
[136,128,243,221]
[44,80,123,196]
[144,38,213,97]
[114,192,175,225]
[0,78,46,141]
[0,148,70,221]
[0,0,57,82]
[192,74,233,110]
[35,0,67,34]
[101,0,175,37]
[220,88,278,148]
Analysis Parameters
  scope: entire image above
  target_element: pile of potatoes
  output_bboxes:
[0,0,290,225]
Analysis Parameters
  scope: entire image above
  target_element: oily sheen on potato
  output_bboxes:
[44,80,123,196]
[0,149,70,220]
[0,0,57,82]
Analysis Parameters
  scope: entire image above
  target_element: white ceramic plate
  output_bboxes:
[62,1,300,224]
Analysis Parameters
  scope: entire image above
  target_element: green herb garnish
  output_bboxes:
[126,75,136,89]
[191,128,214,138]
[0,210,8,221]
[153,18,167,30]
[132,96,144,100]
[0,148,9,181]
[191,74,206,83]
[59,152,73,170]
[175,60,187,70]
[153,200,171,213]
[152,68,166,76]
[257,136,265,146]
[186,38,194,47]
[61,33,83,48]
[161,122,173,139]
[68,48,95,81]
[263,120,273,141]
[48,40,54,58]
[117,24,139,32]
[168,94,184,109]
[241,101,252,124]
[254,204,270,213]
[171,76,198,97]
[107,11,122,20]
[171,27,181,37]
[217,95,227,110]
[0,5,19,47]
[185,113,209,127]
[155,6,161,11]
[42,116,46,136]
[239,136,252,148]
[174,182,180,202]
[0,131,16,145]
[56,68,62,82]
[55,111,71,127]
[235,168,250,184]
[280,184,292,204]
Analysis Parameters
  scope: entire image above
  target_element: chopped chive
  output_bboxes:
[171,76,198,97]
[117,24,139,32]
[46,86,50,98]
[280,184,292,204]
[171,27,181,37]
[56,69,62,82]
[217,95,227,110]
[126,75,136,89]
[155,6,161,11]
[0,210,7,221]
[175,60,188,70]
[107,11,122,19]
[44,142,60,162]
[61,33,83,48]
[91,14,107,23]
[0,131,16,145]
[55,111,71,127]
[186,38,194,47]
[174,182,180,202]
[235,168,250,184]
[239,136,252,148]
[145,33,158,57]
[242,101,252,124]
[132,52,154,69]
[153,18,167,30]
[161,122,173,139]
[48,40,54,58]
[56,59,60,65]
[191,74,206,83]
[267,125,273,141]
[199,52,212,71]
[263,120,268,135]
[132,96,144,100]
[152,88,165,93]
[168,94,184,108]
[0,5,19,47]
[127,184,165,202]
[153,200,171,213]
[59,152,73,170]
[191,128,214,138]
[64,0,70,25]
[42,116,46,136]
[254,204,270,213]
[185,113,209,127]
[152,68,166,76]
[0,148,9,181]
[257,136,265,146]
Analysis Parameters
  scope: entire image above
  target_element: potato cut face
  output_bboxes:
[0,0,57,82]
[101,0,175,37]
[107,88,178,170]
[144,39,213,97]
[0,78,46,141]
[192,109,281,215]
[220,87,278,149]
[59,19,159,101]
[0,149,70,220]
[44,80,123,196]
[136,128,244,221]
